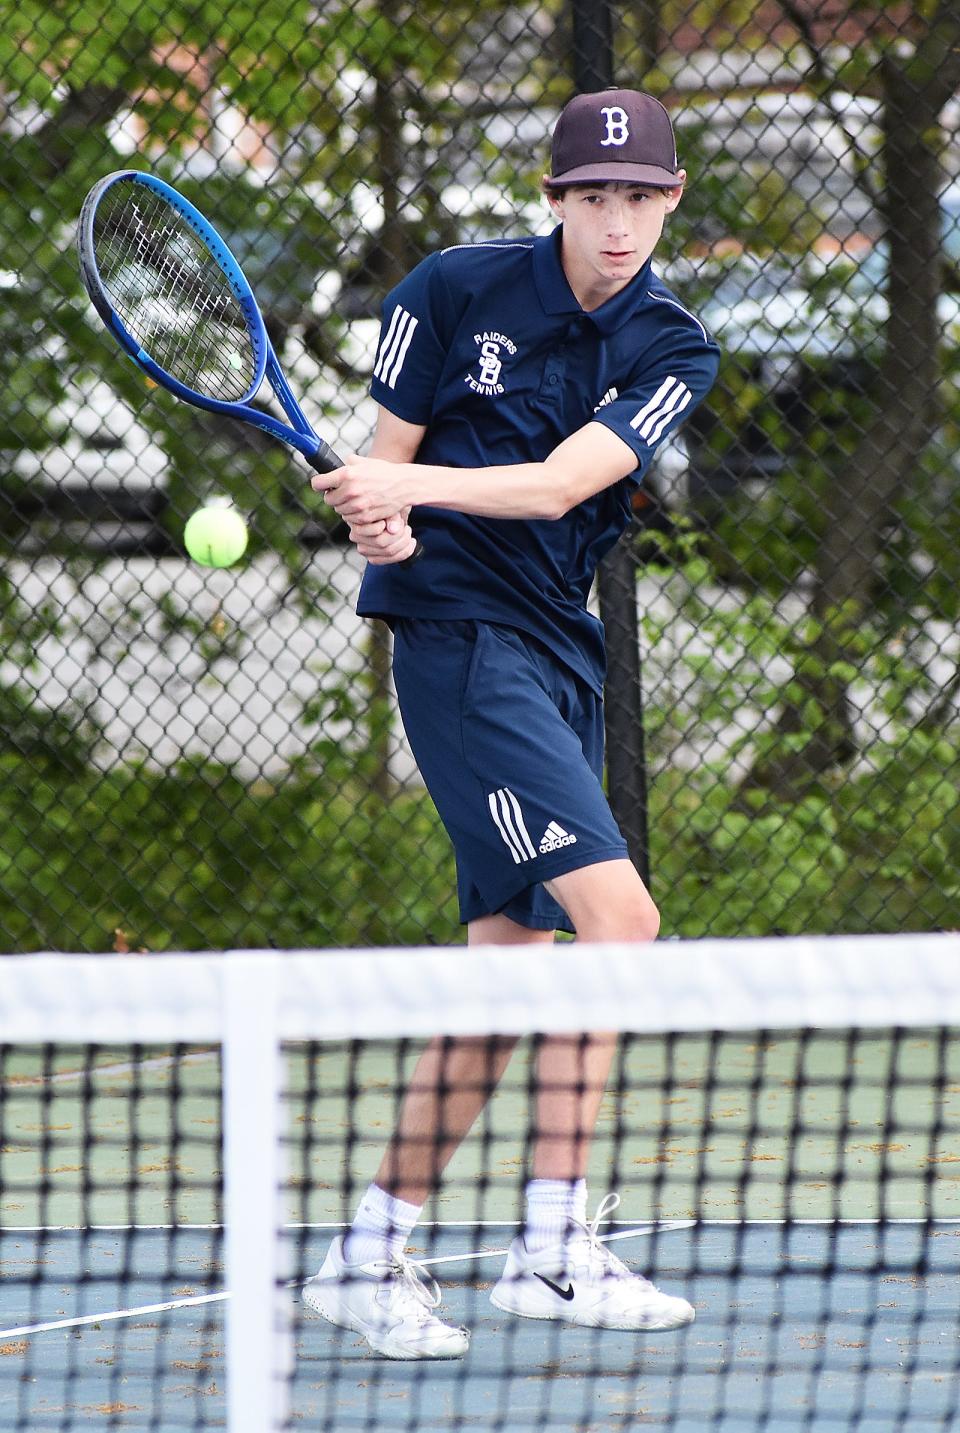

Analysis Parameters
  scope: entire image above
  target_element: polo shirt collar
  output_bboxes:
[532,227,654,335]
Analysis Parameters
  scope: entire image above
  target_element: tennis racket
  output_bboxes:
[77,169,421,561]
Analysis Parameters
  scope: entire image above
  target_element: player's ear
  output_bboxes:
[662,172,686,214]
[541,177,565,215]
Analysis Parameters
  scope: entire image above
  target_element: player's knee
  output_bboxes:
[621,891,660,943]
[571,889,660,944]
[640,899,661,942]
[547,861,660,944]
[574,901,659,943]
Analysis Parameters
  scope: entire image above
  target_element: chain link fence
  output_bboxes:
[2,0,959,951]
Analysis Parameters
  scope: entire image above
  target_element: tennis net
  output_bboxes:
[0,933,958,1431]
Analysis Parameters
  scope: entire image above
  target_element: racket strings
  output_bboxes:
[93,183,257,403]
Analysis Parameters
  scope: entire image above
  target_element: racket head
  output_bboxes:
[77,171,269,407]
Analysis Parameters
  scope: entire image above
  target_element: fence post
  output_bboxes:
[569,0,651,889]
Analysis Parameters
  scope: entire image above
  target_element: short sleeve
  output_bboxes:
[593,325,720,482]
[369,252,454,424]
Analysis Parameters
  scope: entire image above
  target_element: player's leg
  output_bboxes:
[546,856,659,945]
[531,858,658,1181]
[492,858,693,1330]
[303,909,554,1358]
[372,914,555,1207]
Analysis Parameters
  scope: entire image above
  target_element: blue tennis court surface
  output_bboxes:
[2,1003,959,1430]
[2,1222,958,1431]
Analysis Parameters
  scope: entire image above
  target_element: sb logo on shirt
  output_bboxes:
[465,330,518,398]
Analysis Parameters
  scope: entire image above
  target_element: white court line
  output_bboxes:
[3,1217,958,1233]
[416,1222,696,1267]
[0,1292,228,1340]
[7,1049,219,1086]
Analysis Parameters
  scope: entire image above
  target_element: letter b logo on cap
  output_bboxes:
[599,106,630,147]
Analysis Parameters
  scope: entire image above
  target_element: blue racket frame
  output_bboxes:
[78,170,342,474]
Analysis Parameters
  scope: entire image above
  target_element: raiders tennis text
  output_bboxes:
[465,331,518,396]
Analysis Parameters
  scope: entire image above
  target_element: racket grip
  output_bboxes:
[305,441,424,568]
[305,440,344,475]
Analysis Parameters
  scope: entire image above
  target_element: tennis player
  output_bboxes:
[304,88,720,1359]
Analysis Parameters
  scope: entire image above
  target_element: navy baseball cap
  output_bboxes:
[544,88,681,189]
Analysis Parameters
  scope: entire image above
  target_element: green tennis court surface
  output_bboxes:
[3,1034,958,1228]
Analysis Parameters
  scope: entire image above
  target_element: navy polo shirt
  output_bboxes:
[358,227,719,691]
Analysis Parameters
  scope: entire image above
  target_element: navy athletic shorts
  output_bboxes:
[392,618,629,933]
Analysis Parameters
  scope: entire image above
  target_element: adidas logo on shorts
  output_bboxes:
[486,790,579,864]
[539,821,578,854]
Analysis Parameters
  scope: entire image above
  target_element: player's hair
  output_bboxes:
[541,176,678,200]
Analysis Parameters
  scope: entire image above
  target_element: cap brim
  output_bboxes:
[544,162,682,189]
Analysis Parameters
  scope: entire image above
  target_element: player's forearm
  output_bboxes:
[408,460,575,521]
[405,422,639,519]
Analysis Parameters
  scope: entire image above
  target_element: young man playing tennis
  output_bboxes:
[304,88,719,1358]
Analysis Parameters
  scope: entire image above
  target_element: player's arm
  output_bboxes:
[367,406,428,463]
[424,422,638,517]
[315,419,638,525]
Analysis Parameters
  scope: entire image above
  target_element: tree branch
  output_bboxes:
[907,0,960,114]
[776,0,886,204]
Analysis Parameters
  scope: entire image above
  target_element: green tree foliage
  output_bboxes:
[2,0,958,946]
[0,754,458,951]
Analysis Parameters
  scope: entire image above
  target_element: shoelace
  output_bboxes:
[381,1254,445,1318]
[571,1192,636,1281]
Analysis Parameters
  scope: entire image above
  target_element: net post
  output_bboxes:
[223,954,291,1433]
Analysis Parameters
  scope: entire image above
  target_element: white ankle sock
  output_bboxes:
[342,1183,422,1266]
[522,1178,588,1253]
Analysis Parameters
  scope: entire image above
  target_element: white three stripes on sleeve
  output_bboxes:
[373,306,419,390]
[487,789,537,864]
[629,376,693,445]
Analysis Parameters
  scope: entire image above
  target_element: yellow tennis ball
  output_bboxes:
[183,505,249,568]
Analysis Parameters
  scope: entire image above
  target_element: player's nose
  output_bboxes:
[605,202,630,235]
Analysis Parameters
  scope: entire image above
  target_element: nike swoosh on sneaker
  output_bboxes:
[535,1274,575,1301]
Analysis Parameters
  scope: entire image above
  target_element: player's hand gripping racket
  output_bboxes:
[77,170,421,564]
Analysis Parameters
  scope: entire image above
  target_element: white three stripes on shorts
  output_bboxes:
[629,376,692,445]
[488,788,537,864]
[374,306,418,389]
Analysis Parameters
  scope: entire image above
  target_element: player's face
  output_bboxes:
[548,180,684,308]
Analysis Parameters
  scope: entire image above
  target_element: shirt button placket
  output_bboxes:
[539,354,566,401]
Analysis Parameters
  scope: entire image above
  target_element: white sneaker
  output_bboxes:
[490,1193,695,1331]
[302,1236,470,1360]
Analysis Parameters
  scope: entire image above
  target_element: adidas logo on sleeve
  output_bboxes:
[539,821,577,854]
